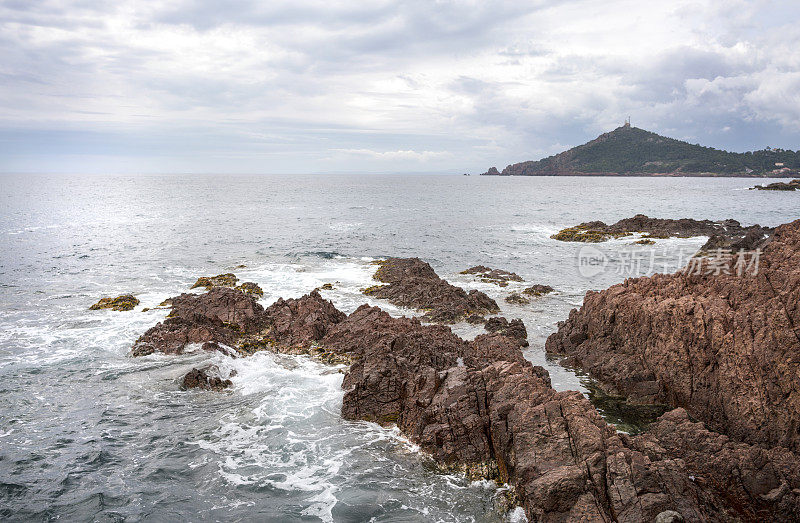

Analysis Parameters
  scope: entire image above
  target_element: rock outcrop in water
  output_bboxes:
[551,214,773,251]
[547,219,800,453]
[181,366,233,391]
[132,287,266,356]
[460,265,523,286]
[363,258,499,322]
[191,273,264,297]
[90,294,139,311]
[131,287,348,363]
[751,179,800,191]
[523,284,554,296]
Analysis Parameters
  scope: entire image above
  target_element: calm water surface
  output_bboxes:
[1,174,797,521]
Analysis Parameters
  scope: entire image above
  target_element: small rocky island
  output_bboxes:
[126,222,800,520]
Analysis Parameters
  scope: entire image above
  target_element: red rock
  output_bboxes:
[132,287,266,356]
[181,366,233,391]
[632,408,800,521]
[482,317,529,347]
[363,258,499,323]
[261,290,346,348]
[546,219,800,452]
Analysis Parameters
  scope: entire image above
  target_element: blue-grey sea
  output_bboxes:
[1,173,797,522]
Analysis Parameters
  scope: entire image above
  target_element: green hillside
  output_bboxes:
[482,124,800,176]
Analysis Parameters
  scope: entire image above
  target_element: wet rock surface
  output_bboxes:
[552,213,773,251]
[131,287,266,356]
[547,219,800,453]
[89,294,139,311]
[332,311,726,521]
[362,258,499,323]
[236,281,263,297]
[460,265,523,286]
[191,273,239,289]
[181,366,233,391]
[131,287,347,360]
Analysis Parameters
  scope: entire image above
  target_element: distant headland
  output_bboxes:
[479,122,799,177]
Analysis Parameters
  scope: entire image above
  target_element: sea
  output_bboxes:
[1,173,797,522]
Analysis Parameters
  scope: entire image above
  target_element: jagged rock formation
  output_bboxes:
[551,213,773,251]
[363,258,499,322]
[132,287,266,356]
[484,316,528,346]
[631,408,800,521]
[547,219,800,452]
[328,307,731,521]
[131,286,345,358]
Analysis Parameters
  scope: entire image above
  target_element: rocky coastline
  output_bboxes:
[546,219,800,519]
[127,236,800,520]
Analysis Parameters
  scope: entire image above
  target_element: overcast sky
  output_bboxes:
[1,0,799,174]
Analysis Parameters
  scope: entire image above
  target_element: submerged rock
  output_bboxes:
[547,219,800,452]
[90,294,139,311]
[181,366,233,391]
[551,213,773,251]
[191,273,239,289]
[460,265,523,286]
[522,284,554,296]
[504,292,529,305]
[363,258,499,323]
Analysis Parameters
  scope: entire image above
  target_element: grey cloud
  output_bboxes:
[1,0,799,174]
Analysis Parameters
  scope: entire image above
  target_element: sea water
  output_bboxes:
[1,173,796,521]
